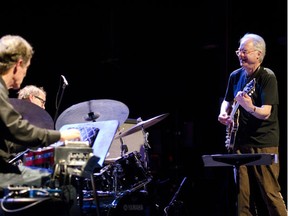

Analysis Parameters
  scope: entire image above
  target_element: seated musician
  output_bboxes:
[18,85,47,109]
[0,34,81,189]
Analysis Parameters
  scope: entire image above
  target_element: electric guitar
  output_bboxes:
[225,78,256,152]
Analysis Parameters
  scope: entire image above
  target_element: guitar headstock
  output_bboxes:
[244,78,256,96]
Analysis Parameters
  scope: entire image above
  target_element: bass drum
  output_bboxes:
[106,191,158,216]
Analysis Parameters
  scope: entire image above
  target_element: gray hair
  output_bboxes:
[240,33,266,63]
[0,35,34,74]
[18,85,46,99]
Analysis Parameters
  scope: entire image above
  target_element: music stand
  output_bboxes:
[57,120,119,216]
[202,153,277,216]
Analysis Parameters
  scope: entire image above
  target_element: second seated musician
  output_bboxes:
[8,85,48,154]
[18,84,47,109]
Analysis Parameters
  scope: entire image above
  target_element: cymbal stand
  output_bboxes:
[112,164,119,195]
[119,137,128,157]
[136,117,151,171]
[138,126,150,194]
[136,117,151,193]
[141,127,151,171]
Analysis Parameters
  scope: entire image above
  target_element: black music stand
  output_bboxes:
[202,153,277,216]
[55,120,119,216]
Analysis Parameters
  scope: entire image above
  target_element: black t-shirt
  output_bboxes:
[224,66,279,147]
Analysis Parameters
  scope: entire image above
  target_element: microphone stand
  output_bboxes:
[54,82,67,123]
[163,176,187,216]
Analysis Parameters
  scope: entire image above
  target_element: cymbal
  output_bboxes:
[9,98,54,129]
[55,99,129,130]
[115,113,169,139]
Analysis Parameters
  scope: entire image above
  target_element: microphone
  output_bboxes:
[61,75,68,86]
[54,75,68,122]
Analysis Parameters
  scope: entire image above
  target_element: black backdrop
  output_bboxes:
[1,1,286,215]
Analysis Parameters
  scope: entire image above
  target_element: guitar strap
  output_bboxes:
[243,66,260,88]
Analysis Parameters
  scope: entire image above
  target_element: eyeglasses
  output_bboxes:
[235,49,257,56]
[34,95,46,106]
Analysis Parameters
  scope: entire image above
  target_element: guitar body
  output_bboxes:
[225,108,239,152]
[224,78,256,152]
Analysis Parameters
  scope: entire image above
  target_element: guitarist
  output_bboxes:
[218,33,287,216]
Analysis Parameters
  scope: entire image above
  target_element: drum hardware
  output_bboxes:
[112,114,169,195]
[106,118,145,162]
[73,165,120,216]
[94,151,153,196]
[79,118,162,215]
[79,150,152,214]
[114,113,169,172]
[141,121,150,171]
[119,137,128,158]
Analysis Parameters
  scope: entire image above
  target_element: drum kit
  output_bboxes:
[10,98,169,215]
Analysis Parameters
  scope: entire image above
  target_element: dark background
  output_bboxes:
[1,1,287,215]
